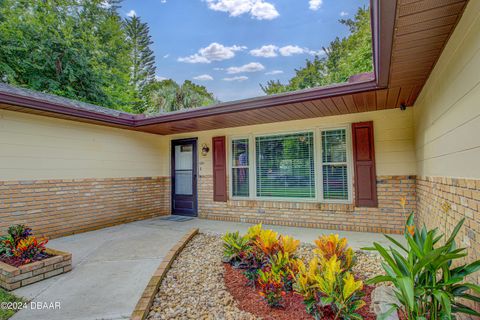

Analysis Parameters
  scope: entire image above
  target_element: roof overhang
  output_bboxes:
[0,0,469,135]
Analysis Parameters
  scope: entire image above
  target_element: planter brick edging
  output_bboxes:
[130,228,199,320]
[0,248,72,291]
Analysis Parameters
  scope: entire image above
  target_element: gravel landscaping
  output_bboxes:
[147,233,384,320]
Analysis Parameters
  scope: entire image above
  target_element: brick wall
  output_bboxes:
[417,176,480,298]
[0,177,170,239]
[198,175,416,234]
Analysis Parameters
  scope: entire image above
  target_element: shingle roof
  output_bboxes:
[0,83,131,118]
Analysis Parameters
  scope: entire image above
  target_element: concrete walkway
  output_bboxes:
[12,217,402,320]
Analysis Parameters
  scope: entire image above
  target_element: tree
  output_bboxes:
[0,0,214,114]
[124,15,156,111]
[0,0,135,111]
[261,7,372,94]
[142,79,217,114]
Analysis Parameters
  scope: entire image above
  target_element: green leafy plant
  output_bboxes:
[365,213,480,319]
[258,267,285,307]
[222,224,302,307]
[294,235,365,320]
[13,236,48,262]
[0,234,15,256]
[222,231,250,267]
[0,224,48,266]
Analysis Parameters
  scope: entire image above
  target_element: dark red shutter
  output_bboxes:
[352,121,378,207]
[212,136,227,202]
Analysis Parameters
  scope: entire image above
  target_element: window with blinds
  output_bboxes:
[321,129,348,200]
[231,138,250,197]
[255,132,315,198]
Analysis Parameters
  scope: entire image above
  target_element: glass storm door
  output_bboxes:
[171,139,197,216]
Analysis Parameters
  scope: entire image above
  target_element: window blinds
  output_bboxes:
[321,129,348,200]
[255,132,315,198]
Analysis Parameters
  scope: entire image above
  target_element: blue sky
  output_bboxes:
[120,0,369,102]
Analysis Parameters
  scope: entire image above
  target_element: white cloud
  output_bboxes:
[155,75,168,81]
[340,11,349,17]
[178,42,246,64]
[223,76,249,81]
[160,0,167,3]
[213,67,224,71]
[126,9,136,17]
[206,0,279,20]
[265,70,283,75]
[226,62,265,74]
[163,54,170,58]
[193,74,214,81]
[177,54,210,64]
[279,45,305,56]
[309,0,322,11]
[250,1,279,20]
[250,45,278,58]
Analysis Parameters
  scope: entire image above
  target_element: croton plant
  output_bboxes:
[0,224,48,266]
[222,225,365,319]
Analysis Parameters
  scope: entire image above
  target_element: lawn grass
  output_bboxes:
[0,288,25,320]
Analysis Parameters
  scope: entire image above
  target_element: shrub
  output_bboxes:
[222,224,301,307]
[258,268,285,307]
[365,212,480,319]
[314,234,355,270]
[222,231,250,267]
[294,235,365,319]
[14,236,48,261]
[0,224,48,265]
[254,229,279,257]
[0,234,15,256]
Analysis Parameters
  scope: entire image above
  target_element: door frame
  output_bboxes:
[171,138,198,216]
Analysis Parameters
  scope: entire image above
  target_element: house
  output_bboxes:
[0,0,478,274]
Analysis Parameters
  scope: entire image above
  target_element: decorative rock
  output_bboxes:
[371,286,400,320]
[147,233,387,320]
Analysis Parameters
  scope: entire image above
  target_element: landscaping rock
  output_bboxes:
[147,233,257,320]
[147,233,387,320]
[371,286,400,320]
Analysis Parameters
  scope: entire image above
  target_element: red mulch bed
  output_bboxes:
[0,253,52,267]
[224,263,377,320]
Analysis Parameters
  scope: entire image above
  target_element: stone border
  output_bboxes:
[130,228,199,320]
[0,248,72,291]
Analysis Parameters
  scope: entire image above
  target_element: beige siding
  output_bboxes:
[0,110,168,180]
[414,0,480,179]
[167,108,416,177]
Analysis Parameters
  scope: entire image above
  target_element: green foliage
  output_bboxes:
[222,224,301,307]
[0,234,14,257]
[0,288,26,320]
[294,236,365,319]
[365,213,480,319]
[0,0,215,114]
[141,79,217,114]
[257,267,285,307]
[221,231,250,266]
[261,6,372,94]
[0,0,135,111]
[0,224,48,265]
[124,15,156,112]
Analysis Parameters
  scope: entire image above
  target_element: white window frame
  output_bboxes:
[317,125,353,204]
[228,125,353,204]
[229,136,254,200]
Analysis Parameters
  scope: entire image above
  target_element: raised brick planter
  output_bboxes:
[0,248,72,291]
